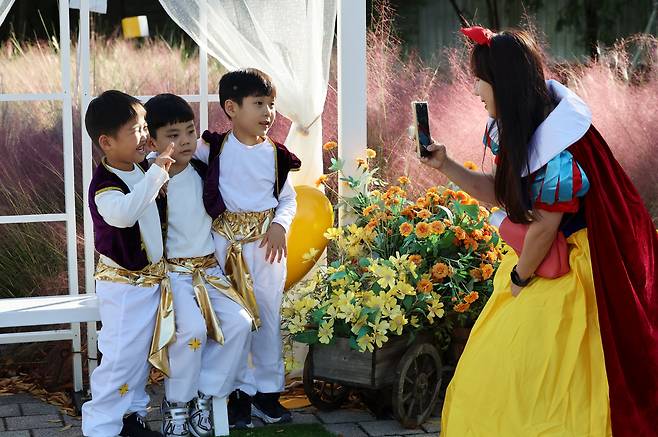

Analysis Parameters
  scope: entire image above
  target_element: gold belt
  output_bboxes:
[167,254,258,340]
[95,259,175,377]
[211,209,275,329]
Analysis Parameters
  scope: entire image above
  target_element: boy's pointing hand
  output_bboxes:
[155,142,176,172]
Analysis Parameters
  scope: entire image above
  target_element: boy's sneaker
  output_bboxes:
[119,412,163,437]
[251,392,292,424]
[228,389,253,430]
[161,399,191,437]
[189,392,213,437]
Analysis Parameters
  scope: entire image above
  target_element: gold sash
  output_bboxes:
[166,254,258,338]
[212,209,275,329]
[95,259,175,377]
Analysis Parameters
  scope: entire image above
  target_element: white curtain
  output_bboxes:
[159,0,337,185]
[0,0,15,26]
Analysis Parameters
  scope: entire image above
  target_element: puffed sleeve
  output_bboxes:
[531,150,590,213]
[483,119,500,165]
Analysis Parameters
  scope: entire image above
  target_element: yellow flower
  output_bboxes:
[375,267,397,289]
[398,176,410,185]
[417,278,433,294]
[454,302,470,313]
[356,158,368,169]
[323,141,337,151]
[390,281,415,298]
[362,204,379,216]
[369,320,390,347]
[371,189,382,198]
[415,222,431,239]
[302,247,320,263]
[399,222,413,237]
[410,315,421,328]
[323,227,343,240]
[431,262,451,281]
[417,209,432,219]
[366,148,377,158]
[315,174,328,187]
[389,308,408,335]
[318,319,334,344]
[427,300,445,323]
[430,220,446,235]
[357,334,375,352]
[463,161,479,171]
[464,291,479,304]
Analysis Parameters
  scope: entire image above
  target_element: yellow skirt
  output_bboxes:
[441,229,612,436]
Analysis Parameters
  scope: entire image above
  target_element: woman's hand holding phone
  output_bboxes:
[420,142,448,171]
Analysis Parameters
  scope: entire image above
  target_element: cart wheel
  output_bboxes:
[392,342,442,428]
[303,350,350,411]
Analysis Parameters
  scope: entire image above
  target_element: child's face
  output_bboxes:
[150,120,197,167]
[226,94,276,138]
[100,107,149,166]
[474,78,496,118]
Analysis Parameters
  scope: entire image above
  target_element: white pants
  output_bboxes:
[213,232,287,395]
[82,281,160,437]
[165,265,253,402]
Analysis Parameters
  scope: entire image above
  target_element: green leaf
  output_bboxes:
[328,270,348,281]
[311,308,327,325]
[329,157,344,172]
[462,204,480,220]
[294,330,319,344]
[349,336,359,350]
[359,257,371,267]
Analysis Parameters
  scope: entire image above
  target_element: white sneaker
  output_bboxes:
[189,392,213,437]
[161,399,191,437]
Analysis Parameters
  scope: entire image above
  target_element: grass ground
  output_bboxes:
[231,424,335,437]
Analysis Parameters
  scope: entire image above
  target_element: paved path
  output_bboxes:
[0,384,441,437]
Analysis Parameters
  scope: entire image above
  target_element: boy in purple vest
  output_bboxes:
[82,90,174,437]
[144,94,254,437]
[194,69,300,429]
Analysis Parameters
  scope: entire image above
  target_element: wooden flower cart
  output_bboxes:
[302,332,442,428]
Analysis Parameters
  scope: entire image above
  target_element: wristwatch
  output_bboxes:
[510,265,532,287]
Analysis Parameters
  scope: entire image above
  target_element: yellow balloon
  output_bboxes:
[285,185,334,290]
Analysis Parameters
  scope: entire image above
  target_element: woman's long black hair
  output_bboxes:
[471,30,553,224]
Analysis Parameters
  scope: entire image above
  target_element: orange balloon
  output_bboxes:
[285,185,334,290]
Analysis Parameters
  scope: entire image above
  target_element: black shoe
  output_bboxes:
[228,389,253,430]
[251,392,292,424]
[120,412,163,437]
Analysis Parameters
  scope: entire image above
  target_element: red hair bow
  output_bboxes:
[461,26,495,47]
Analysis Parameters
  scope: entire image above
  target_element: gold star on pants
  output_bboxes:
[188,338,202,351]
[118,383,129,396]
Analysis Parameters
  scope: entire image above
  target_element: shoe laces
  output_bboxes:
[163,400,190,434]
[190,392,212,429]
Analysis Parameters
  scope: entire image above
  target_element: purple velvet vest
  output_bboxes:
[88,159,166,271]
[201,130,302,219]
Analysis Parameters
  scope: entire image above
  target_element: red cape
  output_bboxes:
[570,126,658,437]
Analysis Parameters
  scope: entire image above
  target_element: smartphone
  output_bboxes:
[412,101,432,158]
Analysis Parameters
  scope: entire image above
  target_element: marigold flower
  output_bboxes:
[430,220,445,235]
[443,188,456,198]
[356,158,369,169]
[366,148,377,158]
[463,161,479,171]
[399,222,413,237]
[417,278,433,293]
[454,302,471,313]
[322,141,337,151]
[464,291,479,304]
[408,254,423,266]
[431,262,451,280]
[464,238,479,251]
[398,176,410,185]
[469,268,483,281]
[401,206,416,219]
[455,191,470,202]
[452,226,467,240]
[362,204,379,216]
[415,222,431,239]
[416,196,429,208]
[481,263,495,280]
[315,174,328,187]
[417,209,432,220]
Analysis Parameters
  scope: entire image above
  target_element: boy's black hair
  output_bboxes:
[85,90,143,148]
[218,68,276,118]
[144,93,196,138]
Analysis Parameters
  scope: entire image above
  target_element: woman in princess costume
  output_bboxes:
[420,27,658,436]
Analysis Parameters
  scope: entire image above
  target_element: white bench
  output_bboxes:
[0,295,229,436]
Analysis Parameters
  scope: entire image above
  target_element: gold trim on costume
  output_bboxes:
[212,209,275,329]
[94,186,123,196]
[95,258,175,377]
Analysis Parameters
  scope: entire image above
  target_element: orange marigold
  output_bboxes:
[416,196,429,208]
[481,263,495,280]
[401,206,416,219]
[466,198,480,206]
[415,222,431,239]
[315,174,328,187]
[417,278,433,294]
[408,254,423,266]
[464,238,479,251]
[464,291,479,304]
[417,209,432,220]
[454,302,471,313]
[443,188,456,199]
[463,161,479,171]
[455,191,470,202]
[430,220,445,235]
[322,141,337,151]
[398,176,410,185]
[431,262,451,280]
[362,205,379,216]
[366,148,377,158]
[356,158,368,169]
[426,186,440,195]
[469,268,483,281]
[452,226,467,240]
[399,222,414,237]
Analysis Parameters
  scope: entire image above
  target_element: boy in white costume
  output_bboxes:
[195,69,300,429]
[144,94,254,437]
[82,90,174,437]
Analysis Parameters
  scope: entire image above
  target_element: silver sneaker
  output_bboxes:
[162,399,191,437]
[189,392,213,437]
